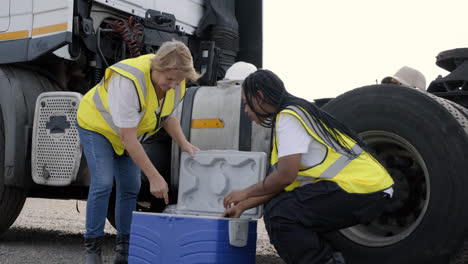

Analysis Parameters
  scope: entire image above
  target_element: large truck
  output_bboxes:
[1,1,468,263]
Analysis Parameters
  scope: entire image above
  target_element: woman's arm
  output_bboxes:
[222,192,278,218]
[162,115,199,157]
[223,153,301,208]
[120,127,169,204]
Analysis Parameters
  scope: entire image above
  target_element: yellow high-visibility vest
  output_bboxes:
[271,106,394,193]
[77,54,186,155]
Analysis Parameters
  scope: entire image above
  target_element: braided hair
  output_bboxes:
[242,69,366,157]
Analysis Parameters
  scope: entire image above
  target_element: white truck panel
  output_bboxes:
[32,6,72,38]
[148,0,204,34]
[32,0,69,14]
[0,0,10,32]
[7,13,33,37]
[4,0,33,37]
[94,0,204,34]
[122,0,145,7]
[0,0,71,40]
[94,0,148,19]
[10,0,32,15]
[32,10,69,28]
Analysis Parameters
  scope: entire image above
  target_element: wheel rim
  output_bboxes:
[339,130,430,247]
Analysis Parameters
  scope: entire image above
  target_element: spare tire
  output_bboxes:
[322,84,468,264]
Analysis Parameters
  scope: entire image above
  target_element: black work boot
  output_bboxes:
[113,235,130,264]
[85,237,103,264]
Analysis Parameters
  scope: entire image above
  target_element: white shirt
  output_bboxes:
[277,114,327,166]
[276,113,393,196]
[107,73,145,128]
[107,73,165,128]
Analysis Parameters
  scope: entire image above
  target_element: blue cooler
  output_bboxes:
[129,213,257,263]
[129,151,267,264]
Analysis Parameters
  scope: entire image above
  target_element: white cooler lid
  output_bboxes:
[176,150,267,219]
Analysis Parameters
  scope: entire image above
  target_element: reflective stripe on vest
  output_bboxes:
[296,144,363,187]
[92,79,119,135]
[113,62,148,102]
[173,82,181,107]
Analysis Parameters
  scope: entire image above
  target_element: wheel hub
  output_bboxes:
[339,131,430,247]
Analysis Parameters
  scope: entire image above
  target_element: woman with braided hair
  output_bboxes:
[223,69,394,264]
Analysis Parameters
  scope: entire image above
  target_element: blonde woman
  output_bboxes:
[77,40,200,264]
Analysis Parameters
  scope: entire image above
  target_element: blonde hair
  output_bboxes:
[150,40,200,81]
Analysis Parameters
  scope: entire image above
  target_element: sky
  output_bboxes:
[263,0,468,100]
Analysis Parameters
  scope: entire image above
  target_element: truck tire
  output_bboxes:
[0,106,26,237]
[322,84,468,264]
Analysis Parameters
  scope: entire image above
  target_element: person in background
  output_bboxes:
[223,69,394,264]
[76,40,200,264]
[381,66,426,90]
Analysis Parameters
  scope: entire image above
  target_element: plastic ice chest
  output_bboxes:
[129,150,267,264]
[129,213,258,263]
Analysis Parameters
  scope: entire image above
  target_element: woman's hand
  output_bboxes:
[182,142,200,158]
[149,175,169,204]
[222,203,245,218]
[223,189,249,209]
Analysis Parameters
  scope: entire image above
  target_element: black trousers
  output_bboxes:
[263,180,389,264]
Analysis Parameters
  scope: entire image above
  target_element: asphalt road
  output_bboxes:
[0,198,284,264]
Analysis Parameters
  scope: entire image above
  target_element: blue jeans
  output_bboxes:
[78,125,141,238]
